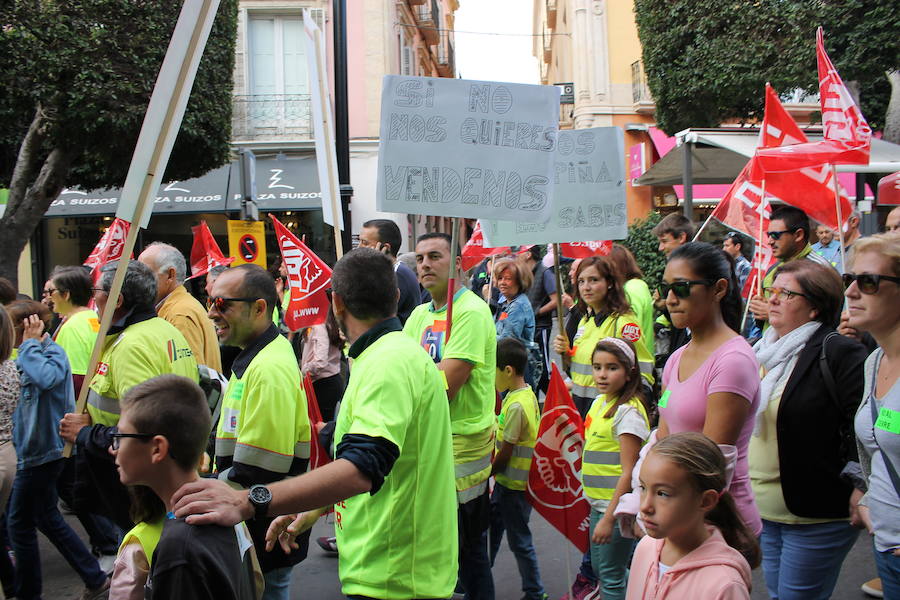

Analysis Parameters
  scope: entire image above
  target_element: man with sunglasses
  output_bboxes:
[749,206,833,328]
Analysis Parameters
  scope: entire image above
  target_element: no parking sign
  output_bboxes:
[227,219,266,267]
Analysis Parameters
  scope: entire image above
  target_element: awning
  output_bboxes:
[45,154,321,218]
[637,128,900,188]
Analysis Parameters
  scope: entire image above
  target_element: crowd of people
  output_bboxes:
[0,208,898,600]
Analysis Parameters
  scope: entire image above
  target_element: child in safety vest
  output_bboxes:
[489,338,547,600]
[582,337,650,600]
[110,374,263,600]
[626,432,760,599]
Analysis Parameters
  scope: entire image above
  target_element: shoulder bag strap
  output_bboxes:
[820,332,851,462]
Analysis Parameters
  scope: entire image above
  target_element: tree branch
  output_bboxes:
[7,104,47,219]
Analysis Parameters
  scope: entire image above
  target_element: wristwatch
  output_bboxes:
[248,484,272,519]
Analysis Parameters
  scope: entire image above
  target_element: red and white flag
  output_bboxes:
[303,373,331,471]
[188,220,234,279]
[270,214,332,332]
[528,364,591,553]
[757,28,871,171]
[559,241,612,259]
[83,217,131,285]
[461,222,509,271]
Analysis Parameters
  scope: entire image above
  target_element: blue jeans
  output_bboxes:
[488,483,545,600]
[760,519,859,600]
[8,458,106,600]
[262,565,293,600]
[873,541,900,600]
[589,508,634,600]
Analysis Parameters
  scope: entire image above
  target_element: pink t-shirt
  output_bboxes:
[660,336,762,536]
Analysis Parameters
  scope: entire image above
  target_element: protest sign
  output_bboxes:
[376,76,559,223]
[481,127,627,246]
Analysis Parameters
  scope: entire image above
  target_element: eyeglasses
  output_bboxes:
[110,432,155,451]
[91,287,107,295]
[763,287,808,301]
[766,229,798,241]
[842,272,900,295]
[206,296,260,311]
[42,288,57,296]
[657,280,714,299]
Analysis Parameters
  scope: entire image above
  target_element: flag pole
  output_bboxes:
[831,165,847,272]
[756,181,767,296]
[445,217,461,344]
[552,243,567,338]
[692,213,714,242]
[741,272,755,333]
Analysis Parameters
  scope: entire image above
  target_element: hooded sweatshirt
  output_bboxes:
[626,526,751,600]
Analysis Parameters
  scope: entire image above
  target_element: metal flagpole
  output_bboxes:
[832,165,847,272]
[445,217,461,343]
[692,213,714,242]
[757,181,767,296]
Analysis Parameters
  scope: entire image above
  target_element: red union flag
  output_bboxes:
[83,217,131,285]
[528,364,591,553]
[757,28,871,172]
[461,221,509,271]
[188,220,234,279]
[559,240,612,259]
[303,373,331,470]
[270,214,332,332]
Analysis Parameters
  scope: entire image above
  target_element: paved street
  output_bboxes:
[39,509,877,599]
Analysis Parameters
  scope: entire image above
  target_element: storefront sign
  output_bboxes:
[377,75,559,223]
[227,219,267,267]
[482,127,628,246]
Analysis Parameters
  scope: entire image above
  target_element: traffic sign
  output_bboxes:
[228,219,266,267]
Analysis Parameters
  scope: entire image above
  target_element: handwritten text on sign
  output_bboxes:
[482,127,628,246]
[376,76,559,223]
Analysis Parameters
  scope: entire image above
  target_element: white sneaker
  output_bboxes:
[97,553,117,574]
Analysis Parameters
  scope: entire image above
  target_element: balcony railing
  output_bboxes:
[415,0,440,46]
[631,61,655,113]
[437,32,455,77]
[232,94,313,140]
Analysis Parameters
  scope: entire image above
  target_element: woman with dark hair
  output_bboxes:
[609,244,654,357]
[617,242,762,538]
[749,260,866,599]
[553,255,654,417]
[45,265,99,397]
[300,308,346,423]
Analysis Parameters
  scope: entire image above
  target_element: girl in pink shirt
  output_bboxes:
[656,242,762,536]
[627,432,760,600]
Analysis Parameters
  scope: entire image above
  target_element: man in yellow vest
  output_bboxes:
[59,260,198,530]
[171,248,458,600]
[490,338,545,600]
[404,232,497,600]
[206,264,311,599]
[138,241,222,372]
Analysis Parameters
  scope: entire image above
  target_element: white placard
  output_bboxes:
[116,0,220,228]
[482,127,628,246]
[304,11,343,229]
[376,75,560,223]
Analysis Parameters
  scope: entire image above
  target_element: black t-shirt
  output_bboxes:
[396,261,423,325]
[145,518,260,600]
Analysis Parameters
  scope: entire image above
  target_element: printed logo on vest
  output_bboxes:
[621,323,641,342]
[96,362,109,376]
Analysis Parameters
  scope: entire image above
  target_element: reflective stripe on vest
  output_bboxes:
[495,389,540,491]
[457,479,488,504]
[216,437,237,457]
[452,427,495,504]
[295,441,311,460]
[455,452,492,479]
[582,397,649,501]
[86,389,121,426]
[233,443,294,473]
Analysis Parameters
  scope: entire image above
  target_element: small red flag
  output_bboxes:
[188,220,234,279]
[527,364,591,553]
[461,222,509,271]
[270,214,332,332]
[756,28,871,172]
[302,373,331,470]
[83,217,131,285]
[558,241,612,259]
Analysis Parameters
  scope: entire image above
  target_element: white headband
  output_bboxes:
[597,337,636,369]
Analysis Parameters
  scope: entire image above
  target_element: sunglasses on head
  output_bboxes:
[767,229,799,241]
[842,273,900,295]
[206,296,260,311]
[657,279,714,299]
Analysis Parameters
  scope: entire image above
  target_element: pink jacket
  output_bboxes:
[626,526,751,600]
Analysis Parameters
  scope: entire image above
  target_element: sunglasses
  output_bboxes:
[763,286,807,301]
[110,432,154,451]
[842,273,900,295]
[657,280,714,299]
[206,296,260,311]
[766,229,798,241]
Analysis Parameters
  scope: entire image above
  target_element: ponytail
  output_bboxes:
[650,432,761,568]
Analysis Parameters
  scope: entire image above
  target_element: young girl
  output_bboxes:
[583,338,650,600]
[627,432,760,600]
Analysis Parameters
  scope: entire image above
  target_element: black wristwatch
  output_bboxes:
[248,484,272,519]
